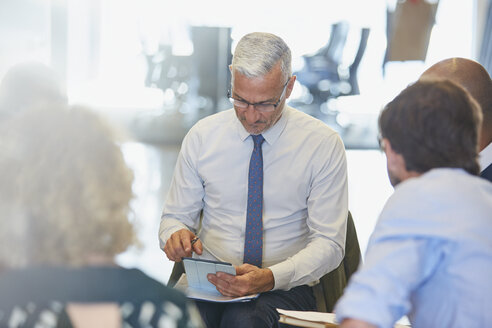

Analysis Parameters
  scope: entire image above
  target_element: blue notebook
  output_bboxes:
[182,257,236,292]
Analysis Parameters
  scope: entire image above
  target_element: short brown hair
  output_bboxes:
[379,79,482,175]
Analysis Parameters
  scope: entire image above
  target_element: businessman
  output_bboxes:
[159,32,348,327]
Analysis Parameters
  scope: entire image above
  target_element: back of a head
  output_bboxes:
[231,32,292,83]
[0,106,135,269]
[379,79,482,175]
[0,61,67,120]
[420,58,492,143]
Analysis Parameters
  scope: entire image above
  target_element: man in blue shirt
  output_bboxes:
[335,79,492,327]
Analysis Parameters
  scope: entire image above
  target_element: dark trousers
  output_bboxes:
[195,285,316,328]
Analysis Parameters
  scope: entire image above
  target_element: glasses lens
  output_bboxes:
[230,99,248,109]
[377,135,385,151]
[255,104,275,112]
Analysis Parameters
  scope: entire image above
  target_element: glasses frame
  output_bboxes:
[377,133,384,151]
[228,78,291,113]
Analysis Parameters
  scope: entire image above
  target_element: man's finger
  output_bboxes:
[181,230,194,253]
[192,239,203,255]
[169,236,185,260]
[164,243,177,262]
[170,232,191,260]
[208,274,239,296]
[235,263,256,275]
[215,271,236,282]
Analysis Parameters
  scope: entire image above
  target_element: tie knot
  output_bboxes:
[252,134,265,148]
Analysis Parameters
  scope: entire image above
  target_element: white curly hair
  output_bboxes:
[0,105,136,269]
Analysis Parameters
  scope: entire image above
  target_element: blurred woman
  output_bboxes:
[0,105,203,328]
[0,61,67,120]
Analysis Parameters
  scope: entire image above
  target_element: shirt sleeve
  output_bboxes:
[335,235,447,327]
[269,133,348,290]
[159,124,205,249]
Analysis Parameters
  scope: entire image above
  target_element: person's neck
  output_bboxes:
[400,170,421,182]
[479,134,492,152]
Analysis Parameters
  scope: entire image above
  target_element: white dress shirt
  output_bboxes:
[159,106,348,291]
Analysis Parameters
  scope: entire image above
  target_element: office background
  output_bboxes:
[1,0,490,284]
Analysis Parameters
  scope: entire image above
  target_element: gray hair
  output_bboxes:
[231,32,291,83]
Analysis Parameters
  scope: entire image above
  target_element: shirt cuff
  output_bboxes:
[159,218,189,249]
[334,288,395,328]
[268,259,295,291]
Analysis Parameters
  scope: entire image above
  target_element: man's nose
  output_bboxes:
[244,105,261,123]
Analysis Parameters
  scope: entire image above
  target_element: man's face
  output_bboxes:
[386,165,402,187]
[231,64,292,135]
[381,138,403,187]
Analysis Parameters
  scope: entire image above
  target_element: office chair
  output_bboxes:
[312,211,361,312]
[347,28,370,96]
[295,21,350,102]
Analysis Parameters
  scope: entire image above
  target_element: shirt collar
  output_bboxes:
[479,141,492,171]
[235,105,291,145]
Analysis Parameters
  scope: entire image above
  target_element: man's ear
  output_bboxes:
[285,75,296,99]
[384,139,419,183]
[384,139,395,157]
[384,139,403,171]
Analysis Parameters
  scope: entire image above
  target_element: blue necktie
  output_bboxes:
[243,134,265,267]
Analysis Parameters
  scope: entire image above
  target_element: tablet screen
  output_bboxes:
[182,257,236,291]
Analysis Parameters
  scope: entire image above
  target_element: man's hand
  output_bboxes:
[207,263,274,297]
[340,319,377,328]
[163,228,202,262]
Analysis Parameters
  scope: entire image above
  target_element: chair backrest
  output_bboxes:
[348,28,371,95]
[322,21,350,66]
[168,260,185,288]
[313,211,361,312]
[343,211,362,282]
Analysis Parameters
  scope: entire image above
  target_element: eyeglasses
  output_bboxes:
[228,79,290,113]
[377,134,385,151]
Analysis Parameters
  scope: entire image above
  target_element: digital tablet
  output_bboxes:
[182,257,236,292]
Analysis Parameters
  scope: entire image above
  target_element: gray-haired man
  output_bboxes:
[160,32,348,327]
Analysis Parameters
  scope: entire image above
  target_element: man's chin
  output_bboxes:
[388,174,401,187]
[248,129,264,135]
[244,124,266,135]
